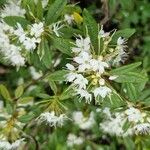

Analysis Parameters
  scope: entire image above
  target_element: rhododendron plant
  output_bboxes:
[0,0,149,149]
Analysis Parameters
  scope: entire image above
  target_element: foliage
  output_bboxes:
[0,0,150,149]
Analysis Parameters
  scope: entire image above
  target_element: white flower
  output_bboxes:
[30,22,44,38]
[10,53,25,67]
[117,37,125,46]
[66,63,75,71]
[14,23,26,43]
[134,123,150,135]
[99,112,132,136]
[52,22,64,37]
[102,107,111,118]
[0,25,25,67]
[52,57,61,67]
[67,134,84,147]
[0,32,10,47]
[113,37,128,65]
[39,111,67,127]
[99,26,110,38]
[64,14,74,24]
[93,86,112,99]
[100,109,133,136]
[125,107,143,123]
[89,59,109,74]
[29,66,43,80]
[34,0,49,8]
[41,0,49,8]
[72,36,91,53]
[23,37,39,50]
[0,138,24,150]
[76,89,92,103]
[109,75,118,80]
[99,78,105,85]
[0,21,14,33]
[100,118,124,136]
[3,44,25,67]
[73,74,88,89]
[73,111,95,130]
[74,52,92,72]
[0,1,26,18]
[66,72,78,82]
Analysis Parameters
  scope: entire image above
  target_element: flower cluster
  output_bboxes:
[72,111,95,130]
[14,22,44,51]
[0,0,26,18]
[99,27,128,66]
[0,138,24,150]
[38,111,67,127]
[65,35,116,103]
[67,133,84,147]
[0,22,25,67]
[0,18,45,66]
[100,107,150,136]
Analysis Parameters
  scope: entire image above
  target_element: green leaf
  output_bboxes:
[123,83,138,101]
[18,97,34,104]
[83,9,99,51]
[6,102,13,114]
[22,0,36,16]
[47,70,68,81]
[102,92,125,109]
[49,80,57,95]
[123,137,135,150]
[46,0,67,25]
[112,28,136,42]
[37,38,52,68]
[3,16,30,29]
[51,36,73,56]
[115,72,148,83]
[42,40,52,68]
[29,52,46,71]
[36,0,43,20]
[64,5,82,14]
[122,119,132,131]
[59,27,83,38]
[37,39,45,60]
[0,84,11,101]
[60,87,74,100]
[18,113,35,123]
[36,93,51,99]
[110,62,142,74]
[139,89,150,100]
[15,85,24,99]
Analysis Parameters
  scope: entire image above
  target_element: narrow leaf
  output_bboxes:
[0,84,11,101]
[83,9,99,51]
[47,70,68,81]
[46,0,67,25]
[19,97,34,104]
[51,36,73,56]
[110,62,142,74]
[3,16,30,29]
[15,85,24,98]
